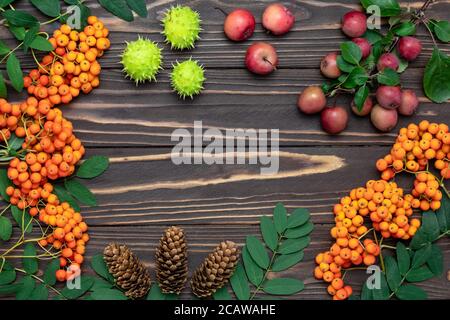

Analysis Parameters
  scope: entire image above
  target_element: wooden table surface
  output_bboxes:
[2,0,450,299]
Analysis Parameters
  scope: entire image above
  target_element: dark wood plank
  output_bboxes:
[55,68,450,147]
[38,146,444,226]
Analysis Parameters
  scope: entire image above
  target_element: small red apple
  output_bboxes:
[321,106,349,134]
[262,3,295,36]
[224,9,256,42]
[352,38,371,59]
[398,36,422,61]
[342,11,367,38]
[245,42,278,75]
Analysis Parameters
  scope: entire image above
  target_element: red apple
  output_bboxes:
[321,106,349,134]
[298,86,327,114]
[398,89,419,116]
[398,36,422,61]
[245,42,278,75]
[377,53,399,71]
[262,3,295,35]
[352,38,371,59]
[371,104,398,132]
[224,9,256,42]
[320,52,341,79]
[376,86,402,109]
[342,11,367,38]
[351,96,373,116]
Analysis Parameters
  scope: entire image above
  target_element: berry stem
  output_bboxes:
[250,233,284,300]
[14,267,66,298]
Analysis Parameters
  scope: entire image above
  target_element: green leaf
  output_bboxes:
[422,211,440,241]
[409,229,429,250]
[126,0,147,17]
[437,193,450,232]
[23,243,38,274]
[61,276,94,299]
[396,284,427,300]
[8,133,24,151]
[0,169,12,201]
[412,244,432,268]
[0,216,12,241]
[341,41,362,65]
[0,283,22,295]
[23,25,39,53]
[9,26,26,41]
[360,0,401,17]
[15,276,35,300]
[384,255,401,292]
[29,283,49,300]
[273,203,287,234]
[91,277,114,291]
[53,184,80,212]
[432,21,450,43]
[43,259,61,286]
[0,72,7,98]
[423,48,450,103]
[0,0,15,9]
[272,251,304,272]
[279,236,310,255]
[336,55,355,73]
[242,247,263,286]
[30,0,61,17]
[0,269,16,285]
[2,10,39,27]
[77,156,109,179]
[213,286,232,300]
[354,85,369,112]
[393,21,416,36]
[406,265,435,282]
[377,68,400,86]
[287,208,310,228]
[30,36,54,52]
[284,221,314,239]
[262,278,304,295]
[427,244,443,276]
[343,66,368,89]
[91,254,114,283]
[396,242,410,276]
[90,288,128,300]
[6,53,23,93]
[65,179,97,206]
[363,29,383,44]
[372,273,390,300]
[0,40,8,55]
[396,54,409,73]
[230,263,250,300]
[246,236,270,269]
[11,205,33,233]
[361,282,373,300]
[98,0,134,22]
[260,216,278,251]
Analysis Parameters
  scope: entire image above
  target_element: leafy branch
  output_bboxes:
[215,203,313,300]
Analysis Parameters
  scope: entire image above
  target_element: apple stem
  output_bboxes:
[214,7,228,16]
[263,57,277,70]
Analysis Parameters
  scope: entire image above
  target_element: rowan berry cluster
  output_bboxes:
[1,16,109,281]
[315,121,450,300]
[24,16,109,104]
[376,121,450,211]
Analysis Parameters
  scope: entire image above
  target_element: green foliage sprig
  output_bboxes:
[323,0,450,109]
[214,203,314,300]
[355,195,449,300]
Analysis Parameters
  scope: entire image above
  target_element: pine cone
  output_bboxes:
[155,226,188,294]
[190,241,240,298]
[103,243,151,299]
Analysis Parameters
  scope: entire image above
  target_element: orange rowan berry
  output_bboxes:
[56,269,67,282]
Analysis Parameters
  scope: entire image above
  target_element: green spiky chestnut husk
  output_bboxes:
[171,59,205,99]
[162,5,201,50]
[121,38,162,84]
